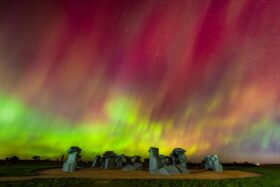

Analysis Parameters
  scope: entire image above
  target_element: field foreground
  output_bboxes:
[1,165,280,187]
[0,168,260,181]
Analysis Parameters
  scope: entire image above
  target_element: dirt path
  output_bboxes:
[0,168,261,181]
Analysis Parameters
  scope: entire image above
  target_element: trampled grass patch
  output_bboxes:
[0,165,279,187]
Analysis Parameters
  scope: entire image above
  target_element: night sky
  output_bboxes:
[0,0,280,163]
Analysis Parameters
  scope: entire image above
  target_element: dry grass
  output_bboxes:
[0,168,260,181]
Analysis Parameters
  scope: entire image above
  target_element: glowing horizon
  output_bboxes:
[0,0,280,163]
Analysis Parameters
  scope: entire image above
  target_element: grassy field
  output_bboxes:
[0,165,279,187]
[0,164,61,177]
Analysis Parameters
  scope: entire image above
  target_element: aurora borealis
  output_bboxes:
[0,0,280,163]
